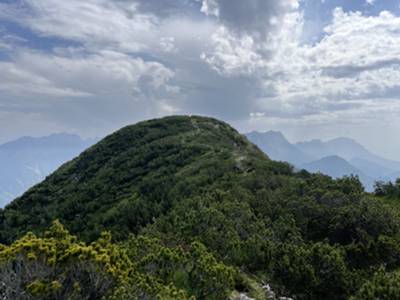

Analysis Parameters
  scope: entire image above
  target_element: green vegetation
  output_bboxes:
[374,179,400,198]
[1,115,400,299]
[0,220,230,299]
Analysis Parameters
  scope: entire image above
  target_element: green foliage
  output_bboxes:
[148,190,274,270]
[1,116,400,299]
[0,220,129,299]
[0,221,235,300]
[122,235,236,300]
[351,267,400,300]
[374,178,400,198]
[273,242,349,299]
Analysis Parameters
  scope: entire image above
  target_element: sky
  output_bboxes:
[1,0,400,160]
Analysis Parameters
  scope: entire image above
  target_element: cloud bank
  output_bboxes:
[0,0,400,159]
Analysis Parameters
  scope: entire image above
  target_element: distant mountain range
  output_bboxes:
[246,131,400,191]
[0,133,97,207]
[245,131,313,166]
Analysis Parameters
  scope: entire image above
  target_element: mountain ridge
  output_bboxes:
[2,115,400,299]
[0,115,271,242]
[298,136,400,170]
[245,130,314,166]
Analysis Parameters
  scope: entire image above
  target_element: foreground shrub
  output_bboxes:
[0,220,236,300]
[351,267,400,300]
[123,235,236,300]
[0,220,132,299]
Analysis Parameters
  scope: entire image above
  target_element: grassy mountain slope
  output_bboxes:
[1,115,400,299]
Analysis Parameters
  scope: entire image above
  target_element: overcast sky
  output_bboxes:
[1,0,400,160]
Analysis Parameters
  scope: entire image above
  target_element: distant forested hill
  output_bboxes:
[1,116,400,299]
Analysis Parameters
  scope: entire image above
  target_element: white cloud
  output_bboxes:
[198,3,400,159]
[1,0,400,158]
[0,60,92,97]
[242,8,400,121]
[200,0,219,17]
[0,49,177,99]
[200,0,301,76]
[0,110,70,143]
[200,0,299,39]
[200,27,266,76]
[0,0,186,127]
[0,48,183,141]
[201,4,304,76]
[0,0,157,53]
[159,37,177,53]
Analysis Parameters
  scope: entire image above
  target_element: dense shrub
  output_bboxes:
[1,116,400,299]
[351,268,400,300]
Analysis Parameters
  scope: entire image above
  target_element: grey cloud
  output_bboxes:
[322,58,400,78]
[201,0,298,39]
[364,85,400,100]
[130,0,202,17]
[179,73,260,120]
[255,96,364,120]
[3,0,400,160]
[154,42,263,121]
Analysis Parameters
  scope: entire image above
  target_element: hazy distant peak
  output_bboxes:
[304,155,356,169]
[247,130,289,143]
[264,131,289,142]
[45,133,82,139]
[302,155,363,177]
[265,130,285,136]
[0,133,97,151]
[296,138,323,146]
[328,137,357,143]
[248,130,284,136]
[245,130,314,166]
[319,155,347,162]
[326,137,366,148]
[3,133,79,144]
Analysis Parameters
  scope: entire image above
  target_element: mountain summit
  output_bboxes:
[0,116,268,242]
